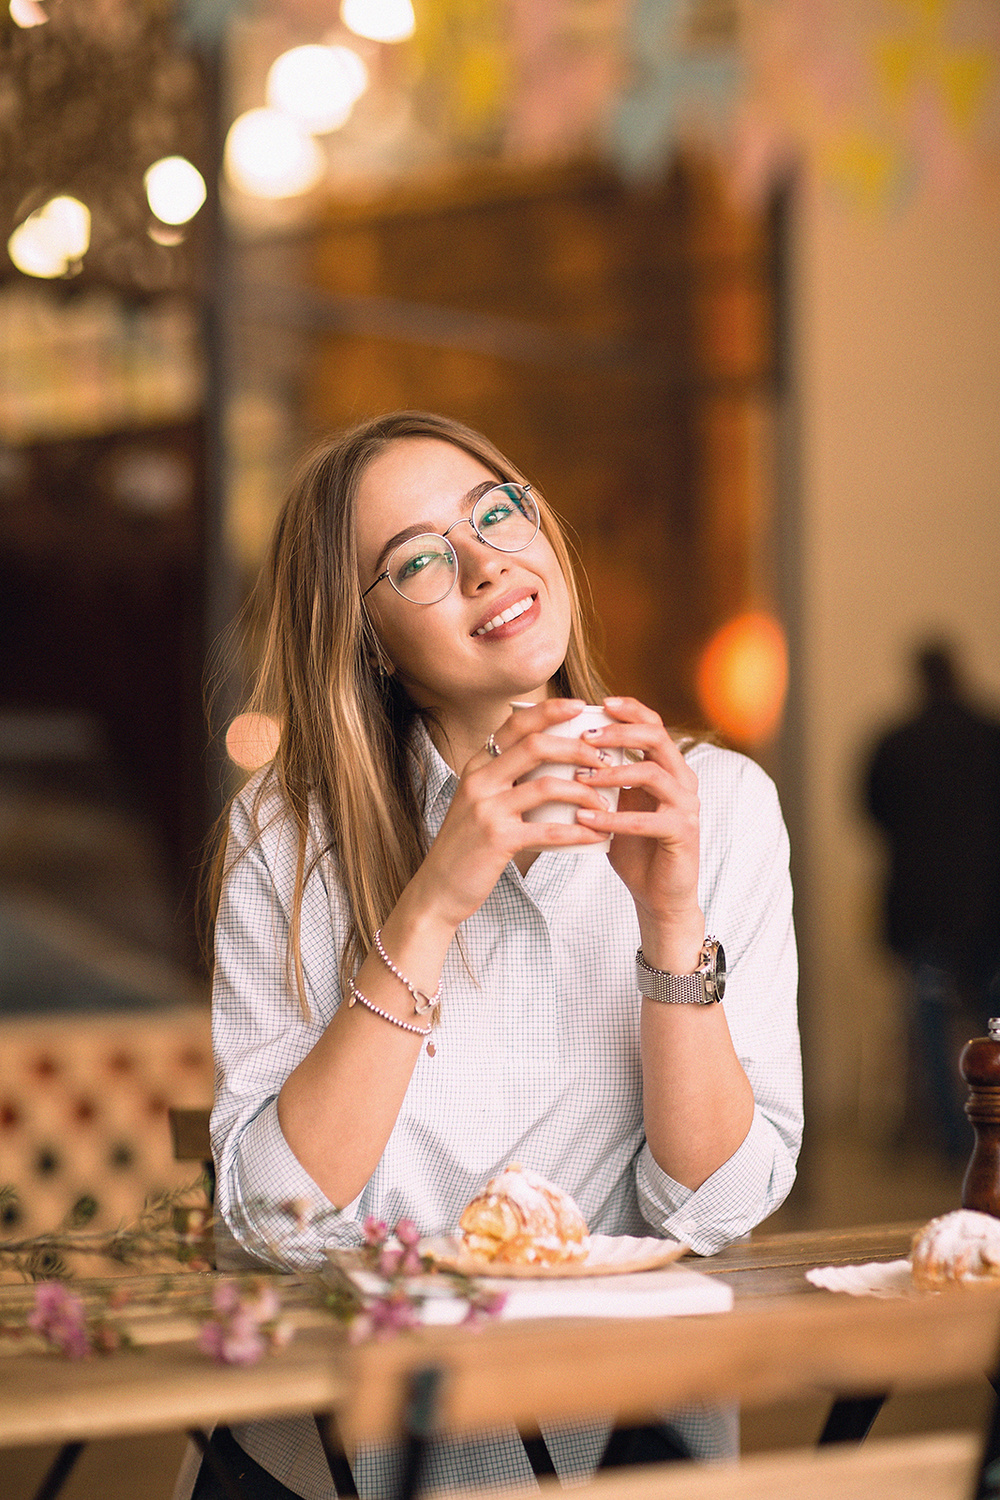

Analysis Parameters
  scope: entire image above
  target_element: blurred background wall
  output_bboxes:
[792,179,1000,1141]
[1,0,998,1248]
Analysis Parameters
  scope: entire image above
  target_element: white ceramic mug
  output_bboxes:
[511,703,624,853]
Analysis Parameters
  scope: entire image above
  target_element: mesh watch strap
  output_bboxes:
[635,939,725,1004]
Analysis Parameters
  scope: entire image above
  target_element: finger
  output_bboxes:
[513,819,609,851]
[472,729,609,786]
[474,699,587,766]
[503,697,588,747]
[584,717,696,782]
[508,774,617,819]
[576,801,696,840]
[575,757,694,803]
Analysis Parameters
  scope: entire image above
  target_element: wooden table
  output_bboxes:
[1,1223,997,1500]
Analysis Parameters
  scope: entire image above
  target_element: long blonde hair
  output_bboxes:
[214,411,610,1013]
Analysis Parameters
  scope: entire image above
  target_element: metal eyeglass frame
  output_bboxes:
[360,483,537,604]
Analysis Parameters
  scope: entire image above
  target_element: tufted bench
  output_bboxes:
[0,1007,213,1272]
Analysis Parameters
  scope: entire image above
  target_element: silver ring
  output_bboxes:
[486,732,501,758]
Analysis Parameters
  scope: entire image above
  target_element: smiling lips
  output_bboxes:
[473,594,536,637]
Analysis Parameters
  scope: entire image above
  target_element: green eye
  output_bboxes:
[398,550,437,579]
[478,502,514,530]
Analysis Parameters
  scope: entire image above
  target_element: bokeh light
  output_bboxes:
[341,0,415,44]
[225,714,281,771]
[695,611,789,746]
[266,44,368,134]
[10,0,48,26]
[8,195,90,278]
[224,108,326,200]
[144,156,206,226]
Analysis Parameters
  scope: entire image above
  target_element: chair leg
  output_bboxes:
[817,1394,886,1445]
[313,1411,360,1496]
[186,1426,255,1500]
[970,1371,1000,1500]
[395,1366,444,1500]
[31,1441,85,1500]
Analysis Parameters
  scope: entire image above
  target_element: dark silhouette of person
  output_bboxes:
[863,641,1000,1161]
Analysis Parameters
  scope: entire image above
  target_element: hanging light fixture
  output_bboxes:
[224,108,326,200]
[144,156,207,226]
[266,43,369,134]
[9,0,48,26]
[340,0,415,45]
[8,195,90,278]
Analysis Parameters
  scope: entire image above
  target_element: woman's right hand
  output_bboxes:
[409,698,613,931]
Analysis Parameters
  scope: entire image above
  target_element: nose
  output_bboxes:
[449,524,509,593]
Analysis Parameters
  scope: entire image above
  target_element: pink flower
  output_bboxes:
[196,1278,294,1367]
[363,1216,388,1247]
[279,1197,312,1232]
[198,1314,266,1367]
[462,1290,508,1327]
[376,1244,404,1278]
[366,1288,422,1339]
[28,1282,91,1359]
[394,1218,419,1247]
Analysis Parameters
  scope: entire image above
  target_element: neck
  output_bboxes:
[423,686,551,774]
[423,708,506,774]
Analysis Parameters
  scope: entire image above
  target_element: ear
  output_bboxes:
[367,638,395,677]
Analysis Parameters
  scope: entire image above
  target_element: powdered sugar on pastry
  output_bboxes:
[459,1163,590,1266]
[911,1209,1000,1289]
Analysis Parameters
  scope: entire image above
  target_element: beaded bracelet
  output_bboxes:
[372,928,442,1016]
[348,982,432,1037]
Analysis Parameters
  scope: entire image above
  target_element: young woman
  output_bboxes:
[198,411,801,1499]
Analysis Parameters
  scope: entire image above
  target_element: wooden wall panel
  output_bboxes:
[303,157,777,732]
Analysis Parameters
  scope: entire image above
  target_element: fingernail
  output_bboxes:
[604,696,623,708]
[576,809,597,821]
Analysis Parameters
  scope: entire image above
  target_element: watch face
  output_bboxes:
[706,940,726,1002]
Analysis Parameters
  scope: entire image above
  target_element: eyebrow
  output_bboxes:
[370,479,500,576]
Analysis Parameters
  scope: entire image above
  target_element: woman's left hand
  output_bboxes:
[574,697,704,960]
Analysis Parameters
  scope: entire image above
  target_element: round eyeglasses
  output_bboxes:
[361,483,539,606]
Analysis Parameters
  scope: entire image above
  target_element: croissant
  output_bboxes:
[459,1163,590,1266]
[910,1208,1000,1289]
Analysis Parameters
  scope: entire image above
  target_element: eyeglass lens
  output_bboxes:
[385,484,539,603]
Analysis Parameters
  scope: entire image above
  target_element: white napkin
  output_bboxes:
[805,1259,916,1297]
[344,1263,733,1324]
[486,1264,734,1321]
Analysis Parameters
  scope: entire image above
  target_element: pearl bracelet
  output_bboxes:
[348,982,432,1037]
[372,928,442,1016]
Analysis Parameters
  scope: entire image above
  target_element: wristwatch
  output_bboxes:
[635,938,726,1005]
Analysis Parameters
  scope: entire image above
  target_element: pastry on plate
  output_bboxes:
[910,1208,1000,1289]
[459,1163,590,1267]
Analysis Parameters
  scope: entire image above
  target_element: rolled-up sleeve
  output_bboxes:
[635,748,802,1254]
[210,783,368,1269]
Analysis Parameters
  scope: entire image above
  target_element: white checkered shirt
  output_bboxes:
[207,729,801,1497]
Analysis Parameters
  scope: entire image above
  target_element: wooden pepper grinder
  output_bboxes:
[960,1017,1000,1217]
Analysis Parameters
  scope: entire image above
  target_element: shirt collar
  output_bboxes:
[408,717,458,827]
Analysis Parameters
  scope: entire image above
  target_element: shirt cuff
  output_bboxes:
[226,1098,366,1268]
[636,1107,788,1256]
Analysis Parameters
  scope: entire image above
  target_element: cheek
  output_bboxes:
[373,603,458,677]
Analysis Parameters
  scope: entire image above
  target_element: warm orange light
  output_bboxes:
[695,612,788,746]
[225,713,280,770]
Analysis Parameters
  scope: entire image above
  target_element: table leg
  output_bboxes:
[30,1441,84,1500]
[817,1394,886,1445]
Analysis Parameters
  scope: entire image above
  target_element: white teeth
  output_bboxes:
[474,596,533,636]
